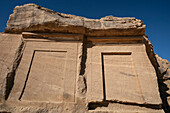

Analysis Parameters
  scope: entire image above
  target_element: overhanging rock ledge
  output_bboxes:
[5,4,145,36]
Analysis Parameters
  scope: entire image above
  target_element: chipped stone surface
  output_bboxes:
[156,54,170,75]
[0,33,22,102]
[164,69,170,80]
[156,55,170,111]
[5,4,145,36]
[156,55,170,80]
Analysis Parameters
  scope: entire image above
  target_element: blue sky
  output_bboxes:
[0,0,170,62]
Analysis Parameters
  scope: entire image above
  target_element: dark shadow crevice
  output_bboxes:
[101,53,106,101]
[5,40,25,100]
[88,100,162,110]
[18,50,36,100]
[79,36,87,75]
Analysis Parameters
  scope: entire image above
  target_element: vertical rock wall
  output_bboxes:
[0,3,169,113]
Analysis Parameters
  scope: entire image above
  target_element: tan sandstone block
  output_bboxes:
[86,43,162,105]
[8,40,79,103]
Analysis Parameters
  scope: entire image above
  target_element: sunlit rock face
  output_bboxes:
[0,3,169,113]
[5,4,145,36]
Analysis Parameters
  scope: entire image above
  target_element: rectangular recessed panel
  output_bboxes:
[102,52,143,103]
[21,50,66,102]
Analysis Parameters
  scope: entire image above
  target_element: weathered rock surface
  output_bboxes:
[0,33,23,102]
[143,35,170,112]
[156,54,170,80]
[155,54,170,109]
[5,4,145,36]
[0,3,169,113]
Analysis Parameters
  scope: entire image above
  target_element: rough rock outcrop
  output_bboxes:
[143,35,170,112]
[0,3,169,113]
[155,55,170,110]
[0,33,23,102]
[5,4,145,36]
[156,55,170,80]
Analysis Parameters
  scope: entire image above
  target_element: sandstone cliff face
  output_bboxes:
[0,3,169,113]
